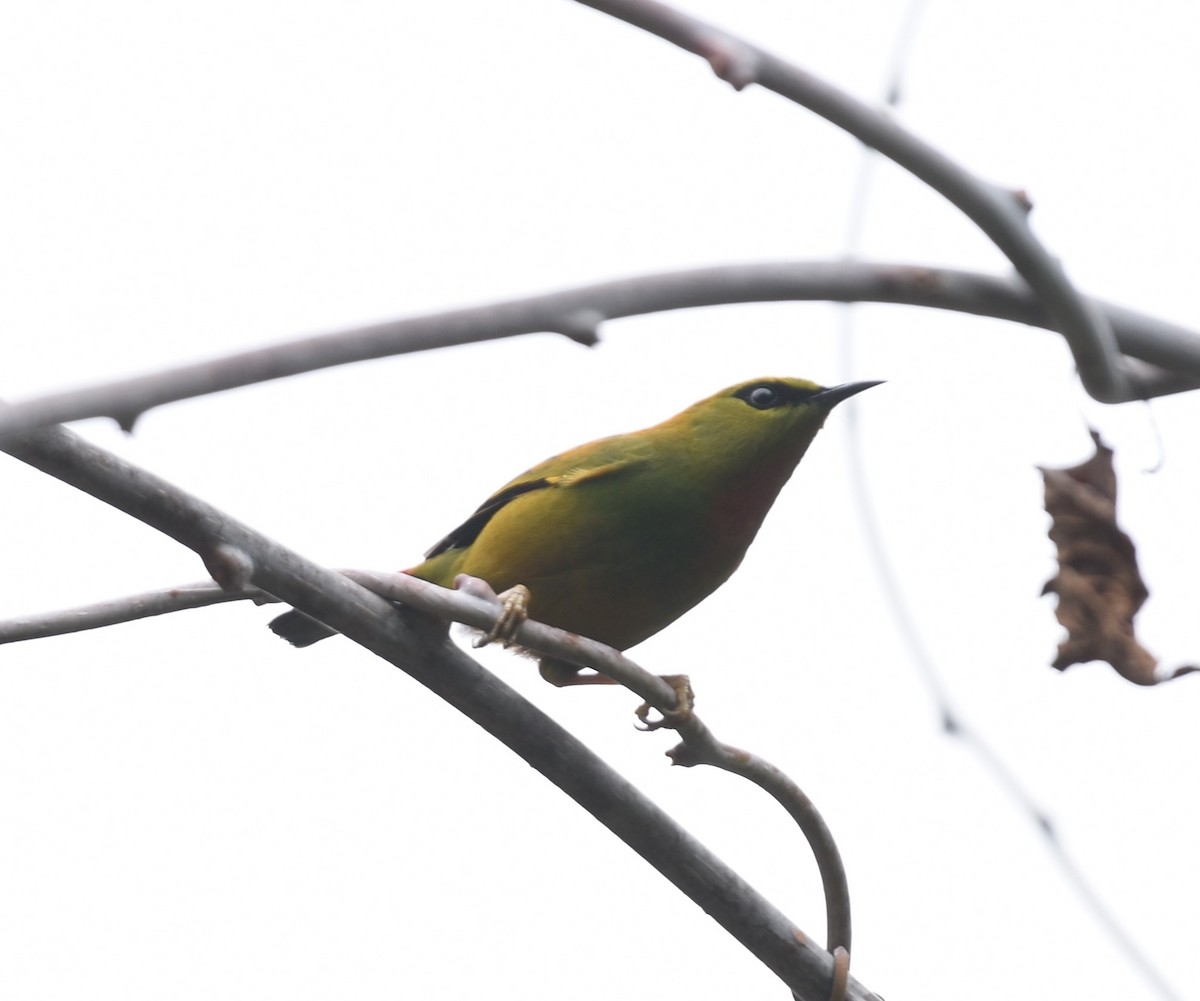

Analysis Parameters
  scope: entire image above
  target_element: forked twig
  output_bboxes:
[569,0,1193,404]
[1,419,876,1001]
[0,566,854,957]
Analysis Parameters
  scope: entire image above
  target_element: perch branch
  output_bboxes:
[0,566,854,959]
[0,421,875,1001]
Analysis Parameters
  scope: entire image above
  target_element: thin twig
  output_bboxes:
[0,567,855,959]
[0,421,876,1001]
[0,582,266,642]
[832,7,1186,999]
[668,721,851,955]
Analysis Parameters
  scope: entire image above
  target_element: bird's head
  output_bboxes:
[676,376,882,468]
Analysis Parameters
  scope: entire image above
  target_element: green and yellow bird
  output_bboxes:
[270,377,879,683]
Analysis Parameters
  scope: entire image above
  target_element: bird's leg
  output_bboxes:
[485,584,531,647]
[635,674,694,731]
[455,574,693,728]
[538,657,619,687]
[544,661,694,729]
[454,575,532,648]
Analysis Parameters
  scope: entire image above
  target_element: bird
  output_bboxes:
[269,376,880,687]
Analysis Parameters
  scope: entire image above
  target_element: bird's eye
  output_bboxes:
[746,386,779,410]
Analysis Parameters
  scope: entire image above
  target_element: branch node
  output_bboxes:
[204,543,255,592]
[111,409,144,434]
[666,742,700,767]
[1007,187,1034,215]
[698,33,759,90]
[553,308,604,346]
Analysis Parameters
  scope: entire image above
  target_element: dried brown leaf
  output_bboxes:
[1040,430,1196,686]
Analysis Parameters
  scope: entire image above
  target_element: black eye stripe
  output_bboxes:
[733,381,822,410]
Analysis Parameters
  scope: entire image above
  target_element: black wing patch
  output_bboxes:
[424,478,552,558]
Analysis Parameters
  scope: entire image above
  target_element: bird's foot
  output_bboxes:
[635,674,694,731]
[485,584,531,647]
[456,575,531,648]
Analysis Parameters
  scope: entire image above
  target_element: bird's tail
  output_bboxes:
[268,609,337,647]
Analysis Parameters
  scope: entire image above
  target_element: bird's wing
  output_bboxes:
[423,436,645,559]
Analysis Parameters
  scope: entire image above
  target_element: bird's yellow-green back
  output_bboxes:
[269,376,878,658]
[405,376,878,654]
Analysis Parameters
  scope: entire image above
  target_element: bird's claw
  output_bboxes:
[462,580,531,649]
[635,674,694,731]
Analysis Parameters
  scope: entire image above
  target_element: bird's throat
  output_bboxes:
[706,444,807,565]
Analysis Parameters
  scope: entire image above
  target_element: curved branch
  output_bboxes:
[0,262,1197,441]
[0,567,854,958]
[0,422,877,1001]
[669,720,851,955]
[570,0,1143,403]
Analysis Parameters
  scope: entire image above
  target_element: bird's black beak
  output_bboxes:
[813,380,884,408]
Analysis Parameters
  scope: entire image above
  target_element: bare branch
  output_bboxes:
[668,718,852,955]
[315,570,858,959]
[0,420,878,1001]
[569,0,1164,403]
[1,262,1197,440]
[0,582,264,642]
[0,565,855,961]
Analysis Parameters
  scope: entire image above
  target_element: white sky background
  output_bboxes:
[1,2,1198,999]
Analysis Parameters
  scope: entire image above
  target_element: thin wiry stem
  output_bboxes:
[1,261,1197,441]
[0,566,855,968]
[1041,825,1187,1001]
[835,6,1185,1000]
[0,582,264,642]
[668,725,851,956]
[0,420,872,1001]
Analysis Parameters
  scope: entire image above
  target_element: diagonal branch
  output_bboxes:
[569,0,1164,403]
[0,420,878,1001]
[1,262,1198,441]
[0,567,855,958]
